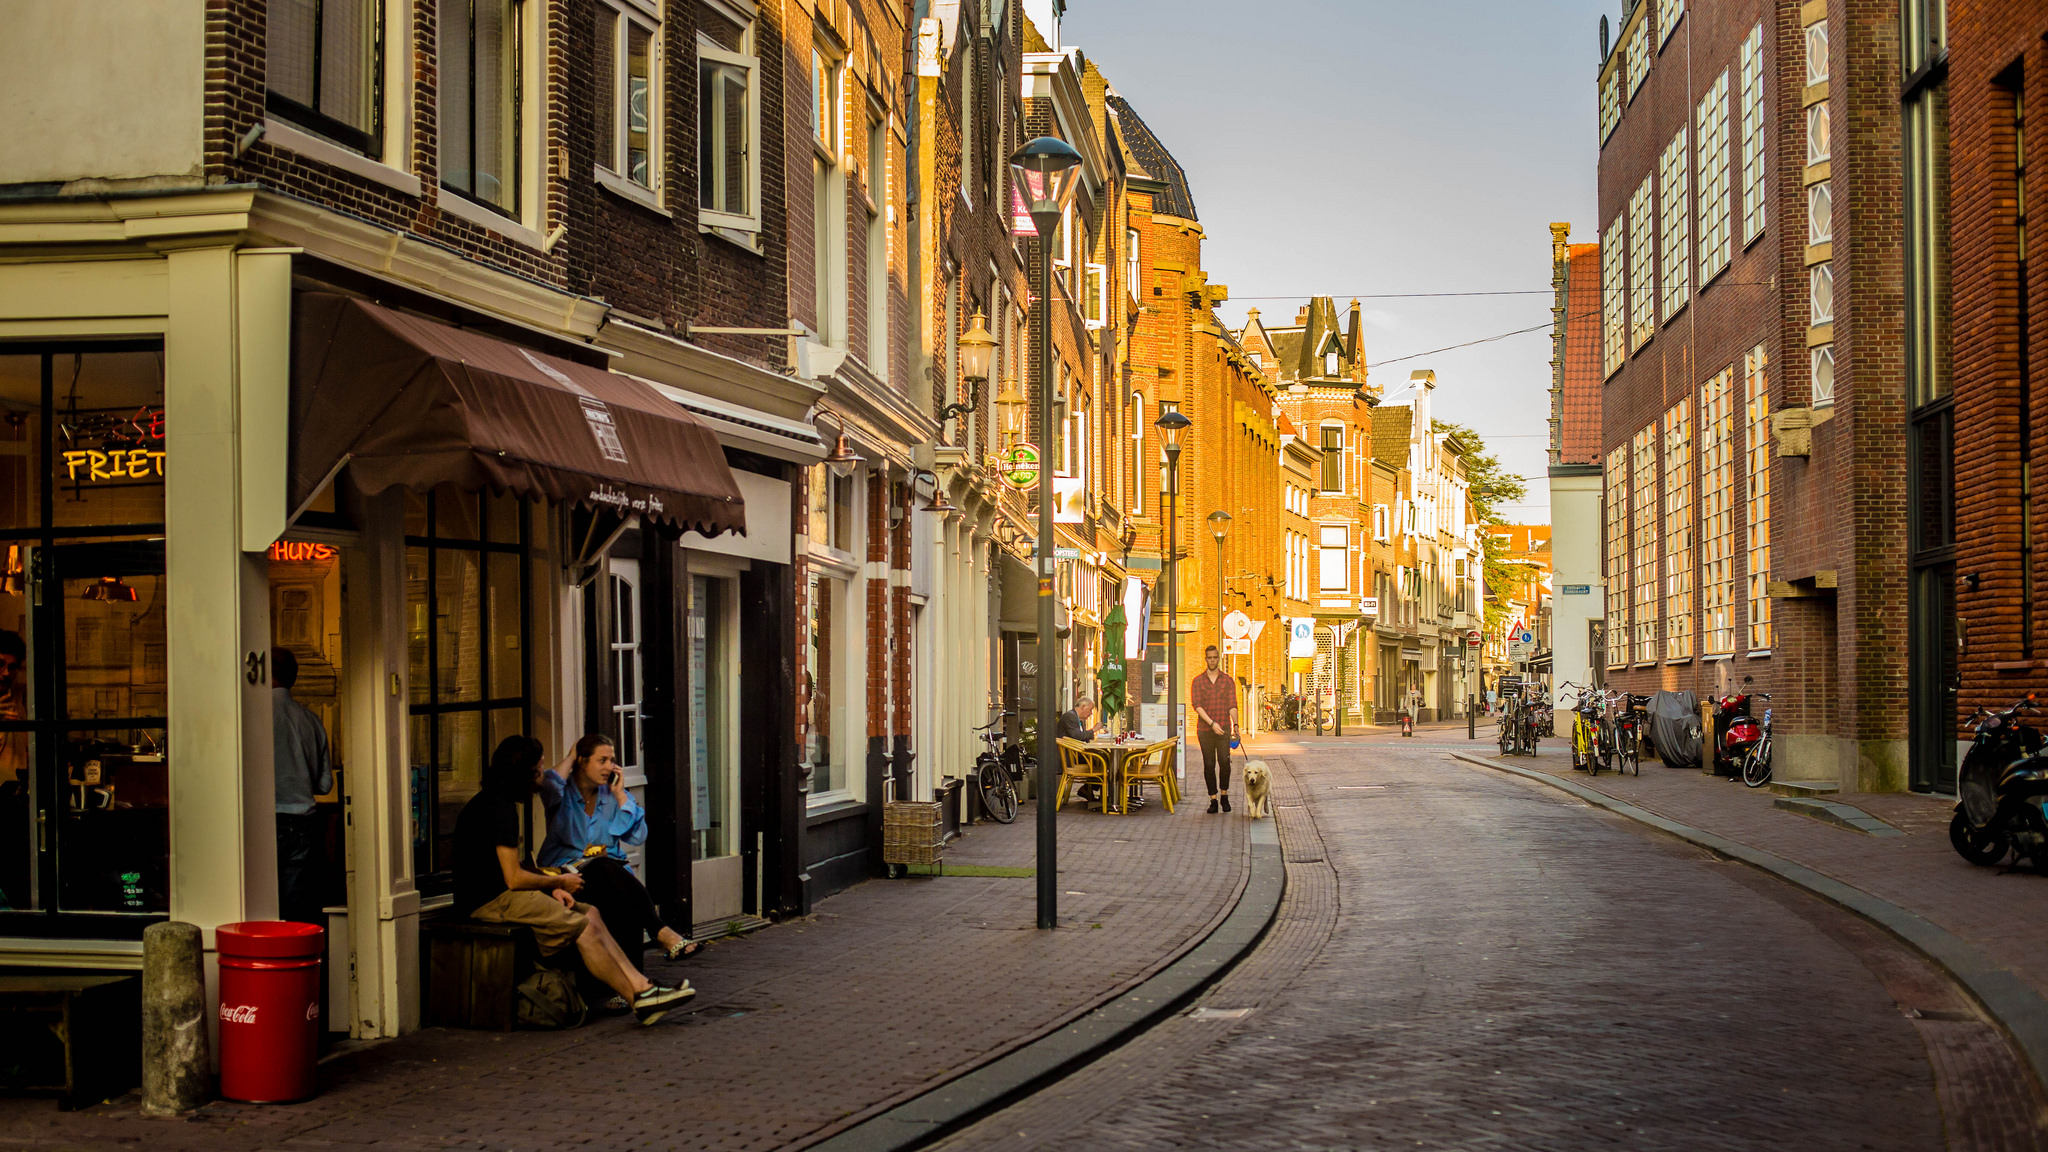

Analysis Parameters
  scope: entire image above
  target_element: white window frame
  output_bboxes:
[1603,212,1627,375]
[863,99,889,379]
[1805,19,1829,87]
[1808,181,1833,245]
[1600,68,1622,145]
[1696,71,1731,285]
[1319,525,1349,592]
[1629,175,1655,348]
[812,43,846,347]
[1739,24,1766,243]
[1083,262,1107,328]
[1125,226,1141,302]
[1811,344,1836,407]
[1657,0,1684,47]
[1809,262,1834,325]
[1659,127,1690,321]
[594,0,663,206]
[1807,102,1831,166]
[698,33,761,232]
[1626,16,1651,99]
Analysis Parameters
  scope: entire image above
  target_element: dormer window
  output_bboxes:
[1324,350,1339,377]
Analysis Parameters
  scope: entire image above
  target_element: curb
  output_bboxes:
[804,819,1287,1152]
[1451,751,2048,1097]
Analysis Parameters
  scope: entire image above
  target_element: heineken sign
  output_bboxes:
[1000,442,1041,491]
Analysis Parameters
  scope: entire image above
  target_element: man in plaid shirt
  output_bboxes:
[1190,644,1239,813]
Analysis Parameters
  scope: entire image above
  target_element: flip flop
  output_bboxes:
[663,937,700,961]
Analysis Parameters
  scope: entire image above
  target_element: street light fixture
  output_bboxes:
[1208,510,1233,650]
[995,380,1027,442]
[822,433,863,479]
[1011,134,1083,933]
[939,311,998,424]
[1156,407,1192,801]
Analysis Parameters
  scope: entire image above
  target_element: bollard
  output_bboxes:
[141,921,210,1116]
[1468,696,1476,740]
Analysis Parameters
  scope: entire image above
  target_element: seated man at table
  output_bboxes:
[1058,697,1102,804]
[454,735,694,1026]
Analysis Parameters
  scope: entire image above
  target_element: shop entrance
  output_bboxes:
[687,572,742,929]
[266,539,348,922]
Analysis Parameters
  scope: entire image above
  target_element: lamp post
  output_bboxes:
[1207,511,1232,650]
[1010,135,1083,932]
[1156,408,1191,799]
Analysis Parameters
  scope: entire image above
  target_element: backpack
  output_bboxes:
[514,965,588,1030]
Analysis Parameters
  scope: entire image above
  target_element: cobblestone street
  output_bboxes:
[939,736,2048,1151]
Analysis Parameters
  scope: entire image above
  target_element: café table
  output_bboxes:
[1082,738,1158,814]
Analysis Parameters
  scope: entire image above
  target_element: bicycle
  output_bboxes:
[1560,683,1603,774]
[1612,692,1647,776]
[1740,697,1775,787]
[971,713,1032,824]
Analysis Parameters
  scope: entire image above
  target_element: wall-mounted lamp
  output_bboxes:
[822,433,864,479]
[909,468,957,515]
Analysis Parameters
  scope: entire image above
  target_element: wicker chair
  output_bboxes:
[1122,739,1180,813]
[1055,738,1112,811]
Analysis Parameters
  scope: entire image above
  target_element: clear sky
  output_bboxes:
[1056,0,1615,523]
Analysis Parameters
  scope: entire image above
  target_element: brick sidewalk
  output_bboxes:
[1475,740,2048,1005]
[0,795,1248,1152]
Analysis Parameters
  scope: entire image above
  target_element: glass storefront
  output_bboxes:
[404,487,531,892]
[0,346,171,922]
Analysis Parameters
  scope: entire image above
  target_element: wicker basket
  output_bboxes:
[883,801,945,867]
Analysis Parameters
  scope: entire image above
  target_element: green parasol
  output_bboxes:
[1097,602,1128,720]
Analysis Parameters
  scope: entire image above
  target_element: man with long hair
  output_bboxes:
[455,735,692,1025]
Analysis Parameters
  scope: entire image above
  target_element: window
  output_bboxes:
[1374,504,1389,541]
[1810,263,1835,326]
[268,0,383,155]
[1626,16,1651,99]
[958,36,976,203]
[864,106,889,378]
[405,488,532,891]
[1696,72,1731,284]
[1739,24,1765,243]
[812,47,844,346]
[595,2,657,193]
[1629,176,1655,348]
[1662,400,1694,660]
[1605,445,1630,667]
[1659,128,1690,320]
[804,571,841,795]
[1808,182,1833,245]
[698,34,760,230]
[1125,227,1141,302]
[1631,425,1660,662]
[0,348,171,918]
[1083,263,1106,328]
[1658,0,1683,47]
[1805,19,1829,86]
[1807,103,1831,166]
[1745,346,1773,649]
[439,0,523,214]
[1600,69,1622,144]
[1701,368,1736,655]
[609,564,644,781]
[1603,214,1626,375]
[1811,344,1836,406]
[1319,525,1349,591]
[1319,426,1343,492]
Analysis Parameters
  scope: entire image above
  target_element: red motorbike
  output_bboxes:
[1712,678,1772,779]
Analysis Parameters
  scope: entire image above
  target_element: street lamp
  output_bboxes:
[1011,134,1083,932]
[1207,510,1232,651]
[995,380,1027,443]
[1156,407,1191,798]
[939,311,997,425]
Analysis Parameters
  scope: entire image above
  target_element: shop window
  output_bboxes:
[0,347,170,922]
[804,571,842,796]
[689,575,733,859]
[405,487,530,892]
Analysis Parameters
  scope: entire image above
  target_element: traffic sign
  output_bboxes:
[1247,620,1267,641]
[1221,638,1250,655]
[1222,610,1252,639]
[1288,617,1316,658]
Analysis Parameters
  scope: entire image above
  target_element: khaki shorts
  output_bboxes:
[470,890,590,955]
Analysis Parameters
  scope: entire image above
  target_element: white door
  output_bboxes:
[689,574,744,926]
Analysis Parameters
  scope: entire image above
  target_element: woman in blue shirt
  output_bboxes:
[540,734,696,962]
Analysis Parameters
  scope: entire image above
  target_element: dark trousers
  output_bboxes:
[1198,730,1233,796]
[276,812,327,927]
[575,856,675,961]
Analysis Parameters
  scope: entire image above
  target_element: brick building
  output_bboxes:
[1593,0,1910,790]
[1548,225,1607,697]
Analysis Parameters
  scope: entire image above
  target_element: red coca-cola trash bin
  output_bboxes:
[216,920,324,1103]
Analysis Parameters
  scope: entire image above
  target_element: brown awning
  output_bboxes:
[292,293,745,535]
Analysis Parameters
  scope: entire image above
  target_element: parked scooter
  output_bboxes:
[1950,695,2048,871]
[1712,677,1771,778]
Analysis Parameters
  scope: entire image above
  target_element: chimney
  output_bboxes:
[1410,369,1435,441]
[1346,299,1362,378]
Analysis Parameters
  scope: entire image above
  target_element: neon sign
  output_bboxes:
[268,542,337,563]
[62,449,165,482]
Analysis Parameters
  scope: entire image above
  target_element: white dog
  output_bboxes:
[1242,760,1272,819]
